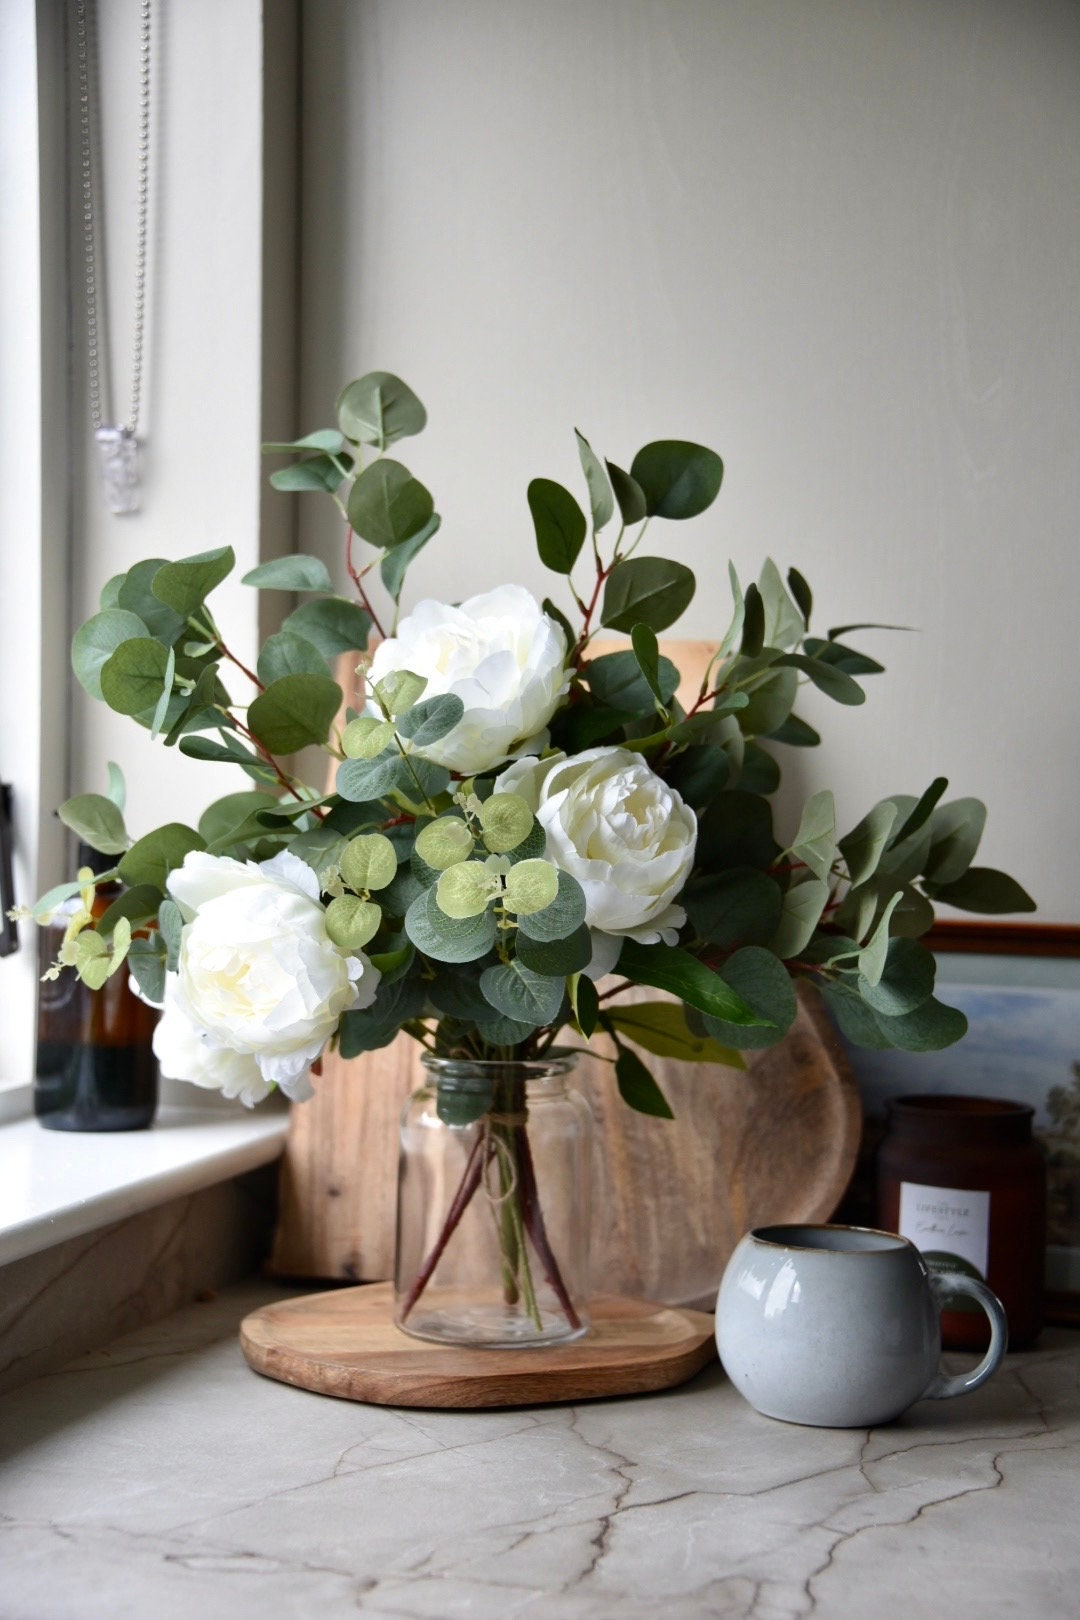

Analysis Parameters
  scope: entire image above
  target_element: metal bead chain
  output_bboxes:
[73,0,151,438]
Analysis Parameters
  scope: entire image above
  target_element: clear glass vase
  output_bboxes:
[394,1054,592,1348]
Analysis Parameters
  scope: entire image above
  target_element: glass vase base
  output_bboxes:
[396,1292,588,1350]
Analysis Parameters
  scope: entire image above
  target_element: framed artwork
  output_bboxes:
[839,922,1080,1325]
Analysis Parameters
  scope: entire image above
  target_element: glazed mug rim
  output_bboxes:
[749,1222,914,1257]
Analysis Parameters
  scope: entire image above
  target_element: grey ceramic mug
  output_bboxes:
[716,1223,1008,1427]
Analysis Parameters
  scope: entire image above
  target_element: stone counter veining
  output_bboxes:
[1,1283,1078,1619]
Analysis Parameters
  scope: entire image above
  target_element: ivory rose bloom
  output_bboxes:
[367,584,569,774]
[496,746,697,946]
[154,850,380,1103]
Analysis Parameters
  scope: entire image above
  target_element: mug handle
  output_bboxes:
[922,1271,1008,1401]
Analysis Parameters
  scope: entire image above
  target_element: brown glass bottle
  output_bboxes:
[34,847,160,1132]
[876,1095,1046,1350]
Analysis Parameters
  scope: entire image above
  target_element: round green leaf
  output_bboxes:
[601,557,695,633]
[324,895,381,950]
[516,924,592,977]
[396,694,465,749]
[151,547,235,617]
[516,869,588,942]
[435,861,499,920]
[858,936,937,1017]
[373,669,427,717]
[282,598,371,657]
[257,631,331,686]
[479,793,534,854]
[503,859,559,916]
[704,946,797,1049]
[337,372,427,448]
[119,824,205,890]
[100,638,172,717]
[72,609,150,702]
[340,833,398,893]
[606,460,648,525]
[57,793,128,856]
[405,886,497,962]
[248,673,342,752]
[415,817,474,871]
[116,559,187,643]
[342,717,395,759]
[628,440,723,520]
[347,460,435,551]
[480,960,565,1026]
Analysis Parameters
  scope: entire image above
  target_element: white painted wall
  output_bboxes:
[69,0,295,840]
[298,0,1080,919]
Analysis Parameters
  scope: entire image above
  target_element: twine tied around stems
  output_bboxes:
[481,1121,520,1207]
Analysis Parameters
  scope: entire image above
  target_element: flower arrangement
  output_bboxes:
[30,372,1034,1335]
[38,370,1033,1106]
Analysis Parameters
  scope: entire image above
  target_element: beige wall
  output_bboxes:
[297,0,1080,919]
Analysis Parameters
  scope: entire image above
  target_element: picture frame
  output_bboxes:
[839,922,1080,1327]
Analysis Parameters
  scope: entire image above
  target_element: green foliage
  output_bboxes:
[119,823,205,890]
[282,598,370,656]
[58,793,128,856]
[479,793,534,854]
[606,460,648,525]
[405,887,496,962]
[528,478,587,574]
[248,674,342,752]
[152,547,234,616]
[480,961,564,1026]
[628,441,723,520]
[613,1044,674,1118]
[617,940,767,1028]
[347,460,434,550]
[72,609,150,701]
[605,1001,743,1067]
[242,554,335,594]
[575,431,614,531]
[585,648,679,715]
[257,631,331,686]
[515,870,588,942]
[337,372,426,448]
[601,557,695,633]
[100,638,172,716]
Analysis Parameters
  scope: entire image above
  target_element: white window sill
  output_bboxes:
[0,1097,289,1267]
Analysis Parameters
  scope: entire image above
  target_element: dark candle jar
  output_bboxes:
[876,1095,1045,1350]
[34,845,160,1132]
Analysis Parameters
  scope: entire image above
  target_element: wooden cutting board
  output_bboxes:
[240,1283,716,1409]
[268,642,862,1303]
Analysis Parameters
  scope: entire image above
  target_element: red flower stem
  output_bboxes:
[345,525,387,639]
[515,1125,582,1332]
[398,1129,486,1323]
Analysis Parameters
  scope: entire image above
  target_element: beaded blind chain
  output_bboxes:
[73,0,151,514]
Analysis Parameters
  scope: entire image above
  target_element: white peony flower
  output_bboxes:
[153,976,277,1108]
[496,746,698,947]
[367,584,569,774]
[159,849,380,1102]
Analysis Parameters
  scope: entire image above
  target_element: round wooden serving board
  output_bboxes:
[240,1283,717,1409]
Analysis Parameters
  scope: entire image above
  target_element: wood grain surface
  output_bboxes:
[240,1282,717,1409]
[268,642,862,1302]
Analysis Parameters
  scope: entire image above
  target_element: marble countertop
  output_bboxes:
[2,1284,1078,1620]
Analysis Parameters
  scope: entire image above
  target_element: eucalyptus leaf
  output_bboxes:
[927,867,1036,914]
[380,514,441,602]
[347,459,434,550]
[684,867,782,947]
[515,870,588,942]
[198,791,280,849]
[758,559,805,651]
[262,428,345,455]
[857,891,905,986]
[803,637,884,677]
[790,789,836,882]
[72,609,150,702]
[241,554,335,594]
[838,802,899,889]
[339,976,427,1056]
[775,653,865,706]
[890,777,949,847]
[628,440,723,520]
[119,823,205,890]
[106,762,126,812]
[630,624,666,709]
[282,597,371,657]
[787,567,812,625]
[923,798,987,886]
[574,430,614,531]
[601,557,695,633]
[605,460,648,525]
[586,649,679,715]
[149,645,176,740]
[96,884,161,940]
[270,456,350,494]
[768,714,821,748]
[126,945,166,1007]
[151,547,234,617]
[697,791,778,873]
[58,793,128,856]
[740,583,765,657]
[257,631,331,686]
[117,559,187,643]
[397,694,465,748]
[405,886,496,962]
[570,972,600,1037]
[248,673,342,752]
[858,936,936,1017]
[873,995,968,1052]
[527,478,587,574]
[704,946,797,1049]
[480,961,565,1026]
[337,372,426,448]
[770,875,830,959]
[100,638,172,718]
[515,924,592,977]
[159,898,184,970]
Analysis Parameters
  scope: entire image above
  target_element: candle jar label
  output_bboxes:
[898,1181,991,1284]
